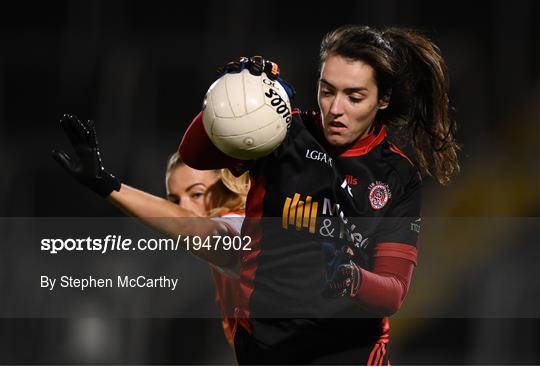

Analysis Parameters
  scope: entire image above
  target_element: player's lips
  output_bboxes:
[327,120,347,132]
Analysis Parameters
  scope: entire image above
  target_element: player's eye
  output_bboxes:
[348,95,363,103]
[192,192,204,200]
[320,89,333,97]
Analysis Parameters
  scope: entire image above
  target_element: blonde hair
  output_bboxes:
[165,152,185,187]
[166,152,249,217]
[207,169,250,217]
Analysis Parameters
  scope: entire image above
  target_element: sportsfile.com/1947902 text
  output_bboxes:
[40,235,252,254]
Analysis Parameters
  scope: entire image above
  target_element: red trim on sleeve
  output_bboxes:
[374,243,418,266]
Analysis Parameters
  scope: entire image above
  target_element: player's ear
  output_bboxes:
[378,91,391,110]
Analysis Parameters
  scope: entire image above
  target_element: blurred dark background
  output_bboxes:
[1,0,539,364]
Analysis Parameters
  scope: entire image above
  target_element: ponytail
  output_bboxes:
[382,28,460,184]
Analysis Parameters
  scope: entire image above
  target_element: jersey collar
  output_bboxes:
[314,114,387,157]
[339,124,387,157]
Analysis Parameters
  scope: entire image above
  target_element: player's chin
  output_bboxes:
[324,132,351,148]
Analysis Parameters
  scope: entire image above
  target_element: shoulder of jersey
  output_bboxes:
[290,109,317,123]
[291,109,321,131]
[380,140,421,186]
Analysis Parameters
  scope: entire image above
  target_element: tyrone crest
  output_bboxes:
[368,181,392,210]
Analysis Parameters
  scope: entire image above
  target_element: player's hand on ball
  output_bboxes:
[203,59,294,160]
[322,260,362,298]
[51,114,120,197]
[216,56,279,79]
[216,56,295,99]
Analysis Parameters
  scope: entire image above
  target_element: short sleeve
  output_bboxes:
[211,214,244,235]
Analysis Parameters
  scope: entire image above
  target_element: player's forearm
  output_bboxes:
[353,256,415,316]
[107,184,238,267]
[108,184,202,234]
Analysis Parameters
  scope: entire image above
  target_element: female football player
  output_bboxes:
[178,26,460,364]
[164,152,219,216]
[165,152,247,347]
[53,25,459,364]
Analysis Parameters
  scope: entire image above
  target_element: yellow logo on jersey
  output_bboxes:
[282,193,318,234]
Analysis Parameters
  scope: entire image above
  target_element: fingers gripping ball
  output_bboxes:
[215,56,280,81]
[202,69,292,160]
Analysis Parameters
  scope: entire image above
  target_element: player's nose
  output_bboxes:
[329,94,344,116]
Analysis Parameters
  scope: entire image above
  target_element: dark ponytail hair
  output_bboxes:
[320,25,460,185]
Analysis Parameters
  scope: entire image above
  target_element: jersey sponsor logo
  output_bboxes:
[321,197,369,248]
[368,181,392,210]
[345,175,358,186]
[282,194,369,248]
[282,193,318,234]
[340,178,353,197]
[305,149,333,167]
[340,175,358,197]
[410,218,421,233]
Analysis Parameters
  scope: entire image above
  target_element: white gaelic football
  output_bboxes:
[202,69,292,160]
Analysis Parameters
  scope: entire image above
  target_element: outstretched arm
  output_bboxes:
[108,184,239,267]
[52,114,239,268]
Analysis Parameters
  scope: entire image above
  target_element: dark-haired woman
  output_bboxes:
[179,25,460,364]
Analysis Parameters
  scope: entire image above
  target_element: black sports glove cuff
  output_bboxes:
[91,172,121,197]
[51,148,121,197]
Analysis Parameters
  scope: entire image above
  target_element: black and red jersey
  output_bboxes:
[180,110,421,364]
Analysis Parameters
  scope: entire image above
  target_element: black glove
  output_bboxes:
[216,56,296,100]
[323,259,362,298]
[52,114,121,197]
